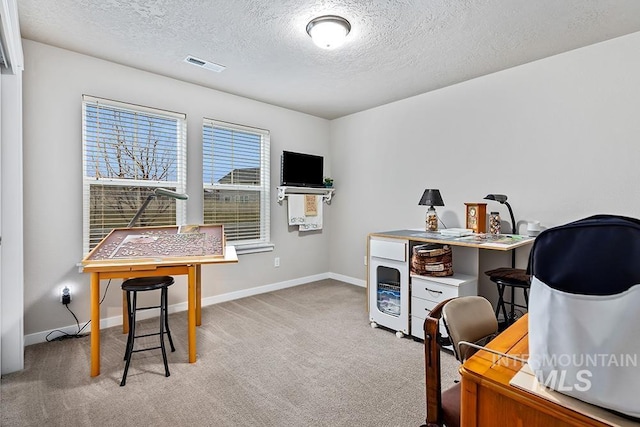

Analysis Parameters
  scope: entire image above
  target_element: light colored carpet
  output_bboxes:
[0,279,459,426]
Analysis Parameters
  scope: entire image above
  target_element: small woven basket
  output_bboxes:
[411,243,453,277]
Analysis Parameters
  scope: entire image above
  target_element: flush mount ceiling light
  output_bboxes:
[306,15,351,49]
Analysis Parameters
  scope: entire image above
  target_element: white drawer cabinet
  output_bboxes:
[410,273,477,340]
[412,276,461,304]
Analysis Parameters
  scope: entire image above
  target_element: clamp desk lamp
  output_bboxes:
[484,193,531,326]
[484,193,516,267]
[128,188,189,227]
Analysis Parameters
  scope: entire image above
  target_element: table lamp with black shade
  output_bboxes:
[419,189,444,231]
[127,187,189,228]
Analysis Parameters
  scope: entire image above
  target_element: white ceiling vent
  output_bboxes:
[184,55,226,73]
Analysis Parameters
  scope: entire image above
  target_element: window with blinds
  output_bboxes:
[203,119,272,252]
[82,95,187,254]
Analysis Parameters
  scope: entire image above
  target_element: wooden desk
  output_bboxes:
[81,225,238,377]
[460,314,611,426]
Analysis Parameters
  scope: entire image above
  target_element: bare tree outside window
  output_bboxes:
[82,97,186,253]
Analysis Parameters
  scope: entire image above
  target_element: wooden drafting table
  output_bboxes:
[81,224,238,377]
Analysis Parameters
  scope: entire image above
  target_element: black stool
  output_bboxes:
[121,276,175,386]
[484,267,531,328]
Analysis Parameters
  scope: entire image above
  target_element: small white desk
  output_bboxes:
[367,229,534,338]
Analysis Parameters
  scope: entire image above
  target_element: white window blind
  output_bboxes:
[203,119,272,252]
[82,95,187,254]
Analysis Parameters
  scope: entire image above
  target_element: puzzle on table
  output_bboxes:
[85,225,225,261]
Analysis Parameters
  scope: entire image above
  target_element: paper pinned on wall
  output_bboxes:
[304,195,317,216]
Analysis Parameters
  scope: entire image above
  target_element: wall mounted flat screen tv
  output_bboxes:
[281,151,324,188]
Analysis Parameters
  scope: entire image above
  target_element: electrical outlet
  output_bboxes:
[364,255,367,266]
[60,286,71,304]
[274,257,280,268]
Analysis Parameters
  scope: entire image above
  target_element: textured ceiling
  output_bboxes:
[17,0,640,119]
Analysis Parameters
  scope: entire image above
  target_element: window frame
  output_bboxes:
[81,95,187,255]
[202,118,273,254]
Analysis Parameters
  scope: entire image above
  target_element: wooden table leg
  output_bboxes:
[460,375,479,426]
[90,273,101,377]
[188,265,197,363]
[196,264,202,326]
[122,289,129,334]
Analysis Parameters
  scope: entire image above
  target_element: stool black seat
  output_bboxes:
[121,276,175,386]
[484,267,531,328]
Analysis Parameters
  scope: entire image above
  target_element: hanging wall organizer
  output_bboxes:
[277,186,335,204]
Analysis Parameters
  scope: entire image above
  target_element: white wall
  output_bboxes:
[21,40,332,339]
[328,31,640,291]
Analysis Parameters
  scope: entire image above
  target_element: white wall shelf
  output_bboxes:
[277,186,335,204]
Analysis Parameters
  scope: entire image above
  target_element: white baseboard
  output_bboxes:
[328,272,366,287]
[24,272,363,346]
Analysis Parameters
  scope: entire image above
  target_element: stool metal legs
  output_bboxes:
[120,286,175,386]
[162,287,175,352]
[495,281,508,325]
[494,280,530,328]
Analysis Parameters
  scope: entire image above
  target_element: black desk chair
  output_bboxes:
[484,267,531,328]
[120,276,175,386]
